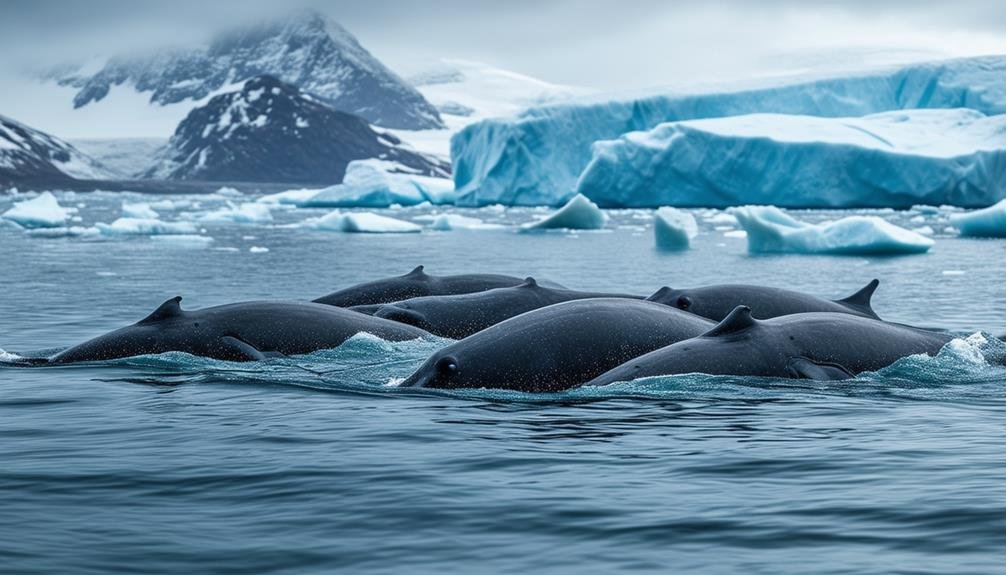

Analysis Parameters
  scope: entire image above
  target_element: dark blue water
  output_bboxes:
[3,191,1006,574]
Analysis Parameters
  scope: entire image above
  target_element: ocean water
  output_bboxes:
[2,191,1006,574]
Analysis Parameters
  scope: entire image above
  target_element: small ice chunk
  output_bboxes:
[949,199,1006,237]
[942,270,966,276]
[430,214,504,231]
[723,229,748,238]
[729,205,933,255]
[256,188,323,205]
[96,218,199,236]
[198,203,273,224]
[523,194,607,230]
[214,186,243,197]
[249,246,269,253]
[150,235,214,246]
[122,202,159,219]
[25,226,99,238]
[310,211,422,233]
[653,207,697,250]
[912,225,935,236]
[2,192,76,228]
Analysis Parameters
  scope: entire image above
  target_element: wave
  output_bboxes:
[3,333,1005,403]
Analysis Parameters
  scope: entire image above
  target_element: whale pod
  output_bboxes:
[42,297,428,364]
[313,265,565,307]
[373,277,643,338]
[398,298,714,392]
[645,279,881,321]
[584,306,954,386]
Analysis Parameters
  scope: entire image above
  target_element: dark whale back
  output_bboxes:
[373,277,643,338]
[49,298,427,364]
[399,298,714,393]
[313,265,564,307]
[585,307,954,386]
[646,280,880,321]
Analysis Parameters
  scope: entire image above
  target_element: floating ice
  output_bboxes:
[729,205,934,255]
[149,234,214,246]
[2,192,76,228]
[310,211,421,234]
[452,56,1006,207]
[256,188,322,205]
[25,226,99,238]
[522,194,607,231]
[301,160,429,208]
[576,109,1006,208]
[198,202,273,224]
[653,207,697,251]
[430,214,504,231]
[122,201,158,219]
[96,217,199,236]
[249,246,269,253]
[949,199,1006,237]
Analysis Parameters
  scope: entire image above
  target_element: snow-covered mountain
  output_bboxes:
[0,114,119,187]
[145,75,449,184]
[40,11,442,133]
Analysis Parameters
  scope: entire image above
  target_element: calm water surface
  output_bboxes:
[2,191,1005,574]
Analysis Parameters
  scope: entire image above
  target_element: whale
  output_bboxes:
[373,278,643,339]
[645,279,880,321]
[398,298,714,392]
[33,297,428,364]
[584,306,955,387]
[313,265,564,307]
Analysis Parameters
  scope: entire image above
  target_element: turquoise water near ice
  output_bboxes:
[2,191,1006,574]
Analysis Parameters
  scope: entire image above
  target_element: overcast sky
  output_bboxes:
[3,0,1006,89]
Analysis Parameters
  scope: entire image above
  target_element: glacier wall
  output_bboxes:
[576,109,1006,208]
[450,56,1006,207]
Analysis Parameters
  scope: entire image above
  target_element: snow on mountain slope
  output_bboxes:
[69,138,168,178]
[0,114,119,186]
[145,75,448,184]
[387,60,593,158]
[2,11,442,138]
[450,56,1006,206]
[575,109,1006,208]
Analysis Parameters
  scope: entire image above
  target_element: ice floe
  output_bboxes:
[121,201,159,219]
[729,205,934,255]
[522,194,607,231]
[198,202,273,224]
[310,211,421,233]
[2,192,77,228]
[950,199,1006,237]
[96,217,200,236]
[653,207,698,251]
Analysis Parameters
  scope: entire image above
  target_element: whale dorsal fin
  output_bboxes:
[404,265,426,278]
[646,286,672,302]
[520,277,539,288]
[835,279,880,318]
[139,296,183,324]
[702,305,758,337]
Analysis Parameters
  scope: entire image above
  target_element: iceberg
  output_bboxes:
[430,214,504,231]
[576,109,1006,208]
[450,56,1006,207]
[2,192,76,228]
[654,207,698,250]
[949,199,1006,237]
[300,160,435,208]
[122,202,159,219]
[256,187,322,205]
[309,211,421,233]
[198,202,273,223]
[522,194,607,231]
[96,217,199,236]
[729,206,933,255]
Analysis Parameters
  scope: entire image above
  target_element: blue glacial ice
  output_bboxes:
[96,217,200,236]
[729,205,934,255]
[298,160,453,208]
[450,56,1006,207]
[309,211,422,233]
[2,192,77,228]
[522,193,607,231]
[575,109,1006,208]
[654,207,698,250]
[950,199,1006,237]
[429,214,503,231]
[121,202,159,219]
[197,202,273,224]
